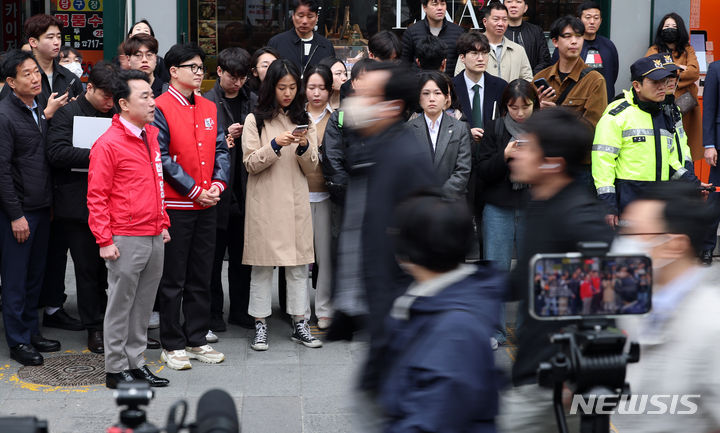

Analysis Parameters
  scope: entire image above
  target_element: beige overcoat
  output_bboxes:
[241,111,319,266]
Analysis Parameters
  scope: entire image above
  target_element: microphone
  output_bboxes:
[193,389,240,433]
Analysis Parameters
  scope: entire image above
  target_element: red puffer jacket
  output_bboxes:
[87,115,170,247]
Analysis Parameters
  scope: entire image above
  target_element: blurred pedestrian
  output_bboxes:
[241,59,321,351]
[612,182,720,432]
[702,59,720,264]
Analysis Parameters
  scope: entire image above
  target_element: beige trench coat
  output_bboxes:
[241,111,319,266]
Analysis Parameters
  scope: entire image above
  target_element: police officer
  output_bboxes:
[592,54,700,227]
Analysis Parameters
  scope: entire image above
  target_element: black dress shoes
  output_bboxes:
[43,308,84,331]
[30,334,61,352]
[701,250,713,266]
[146,337,161,350]
[10,344,43,366]
[129,365,169,387]
[106,370,136,389]
[88,330,104,354]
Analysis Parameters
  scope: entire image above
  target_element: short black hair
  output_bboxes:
[523,107,592,177]
[393,191,473,272]
[549,15,585,40]
[416,36,446,71]
[128,19,155,37]
[59,46,82,62]
[577,1,602,16]
[87,61,117,94]
[164,43,206,69]
[636,182,717,255]
[217,47,251,77]
[350,57,375,81]
[456,31,490,56]
[368,30,402,61]
[318,56,346,73]
[24,14,63,40]
[418,71,450,98]
[304,64,333,98]
[484,1,509,18]
[364,62,419,113]
[113,69,150,105]
[123,33,159,56]
[1,49,37,80]
[421,0,446,5]
[292,0,319,13]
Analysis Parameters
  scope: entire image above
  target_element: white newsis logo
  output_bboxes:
[569,394,700,415]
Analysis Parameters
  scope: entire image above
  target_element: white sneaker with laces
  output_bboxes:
[185,344,225,364]
[206,330,218,343]
[161,349,192,370]
[251,321,268,351]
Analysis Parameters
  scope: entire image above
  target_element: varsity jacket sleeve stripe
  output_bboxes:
[153,107,199,199]
[211,127,230,190]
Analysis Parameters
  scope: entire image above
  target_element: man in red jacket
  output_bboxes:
[87,70,171,389]
[153,43,230,370]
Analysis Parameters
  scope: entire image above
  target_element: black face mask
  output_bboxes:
[661,28,679,43]
[632,89,662,115]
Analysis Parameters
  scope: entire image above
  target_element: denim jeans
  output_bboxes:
[482,204,526,343]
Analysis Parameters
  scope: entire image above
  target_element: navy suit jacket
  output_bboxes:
[452,72,508,129]
[703,60,720,183]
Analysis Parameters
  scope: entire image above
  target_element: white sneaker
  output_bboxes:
[185,344,225,364]
[251,321,268,351]
[161,349,192,370]
[490,337,499,351]
[206,330,218,343]
[148,311,160,329]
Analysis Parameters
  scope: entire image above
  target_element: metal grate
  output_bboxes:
[17,353,105,387]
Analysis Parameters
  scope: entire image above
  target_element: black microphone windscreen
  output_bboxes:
[195,389,239,433]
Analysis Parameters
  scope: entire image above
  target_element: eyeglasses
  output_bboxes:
[131,51,156,60]
[177,64,206,74]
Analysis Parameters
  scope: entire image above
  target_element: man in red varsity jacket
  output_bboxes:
[152,44,230,370]
[87,70,170,389]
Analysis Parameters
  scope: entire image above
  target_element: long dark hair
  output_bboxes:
[500,79,540,117]
[304,64,333,98]
[255,59,309,126]
[653,12,690,57]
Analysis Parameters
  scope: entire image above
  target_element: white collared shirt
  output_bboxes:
[424,113,442,149]
[309,103,334,125]
[19,95,39,125]
[118,115,145,139]
[464,71,485,111]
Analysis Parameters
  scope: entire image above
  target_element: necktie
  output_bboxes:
[472,84,483,129]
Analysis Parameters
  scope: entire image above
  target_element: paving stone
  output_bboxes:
[242,396,301,433]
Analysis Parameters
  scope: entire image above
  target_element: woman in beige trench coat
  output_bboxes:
[241,59,322,351]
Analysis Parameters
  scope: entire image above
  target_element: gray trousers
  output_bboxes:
[310,199,333,319]
[104,235,164,373]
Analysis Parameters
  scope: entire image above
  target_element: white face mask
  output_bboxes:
[610,235,673,269]
[65,61,83,78]
[342,97,398,130]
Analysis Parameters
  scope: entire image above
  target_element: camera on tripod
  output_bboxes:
[529,242,649,433]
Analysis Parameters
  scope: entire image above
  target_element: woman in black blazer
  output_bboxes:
[477,78,539,349]
[407,71,473,199]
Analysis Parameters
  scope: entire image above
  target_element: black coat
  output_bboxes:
[203,81,257,228]
[510,181,613,386]
[401,18,465,76]
[46,94,114,221]
[506,22,553,75]
[268,29,336,78]
[477,116,528,208]
[0,92,51,220]
[452,72,508,130]
[0,59,85,108]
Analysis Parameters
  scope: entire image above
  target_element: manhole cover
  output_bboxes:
[17,353,105,386]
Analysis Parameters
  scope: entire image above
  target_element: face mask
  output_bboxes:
[342,97,399,130]
[661,28,678,43]
[610,235,673,269]
[65,61,83,78]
